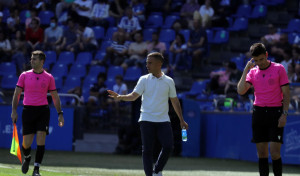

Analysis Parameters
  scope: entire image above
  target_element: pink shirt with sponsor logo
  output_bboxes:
[16,69,56,106]
[246,62,289,107]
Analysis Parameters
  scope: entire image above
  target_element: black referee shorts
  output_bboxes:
[22,105,50,135]
[251,106,284,144]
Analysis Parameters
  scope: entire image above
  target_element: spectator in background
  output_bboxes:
[11,30,27,74]
[70,0,93,24]
[198,0,214,28]
[224,62,243,99]
[121,32,147,70]
[0,30,12,62]
[169,33,188,71]
[43,17,63,51]
[179,0,200,29]
[25,18,44,54]
[77,22,98,52]
[102,31,129,66]
[261,24,280,50]
[146,32,166,55]
[270,33,292,63]
[208,62,233,94]
[6,8,22,38]
[56,0,74,21]
[131,0,145,22]
[281,49,292,73]
[109,0,128,21]
[57,18,79,53]
[67,86,85,105]
[117,6,141,41]
[107,75,128,117]
[87,73,108,107]
[25,8,40,29]
[89,0,110,29]
[0,12,7,33]
[187,19,207,69]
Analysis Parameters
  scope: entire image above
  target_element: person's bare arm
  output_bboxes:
[278,85,290,127]
[237,58,254,95]
[107,90,140,101]
[50,90,64,127]
[170,97,189,129]
[11,87,23,123]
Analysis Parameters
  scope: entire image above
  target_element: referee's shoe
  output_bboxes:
[22,155,31,174]
[32,169,41,176]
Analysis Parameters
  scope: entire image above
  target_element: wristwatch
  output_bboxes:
[58,111,64,115]
[282,110,288,116]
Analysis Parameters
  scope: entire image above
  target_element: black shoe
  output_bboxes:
[21,156,31,174]
[32,169,41,176]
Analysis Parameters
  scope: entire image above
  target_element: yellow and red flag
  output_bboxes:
[10,123,22,163]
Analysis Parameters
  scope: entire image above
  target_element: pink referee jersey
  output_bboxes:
[246,61,289,107]
[16,69,56,106]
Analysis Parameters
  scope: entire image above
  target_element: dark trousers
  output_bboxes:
[139,121,174,176]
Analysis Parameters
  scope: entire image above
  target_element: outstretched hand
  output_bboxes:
[107,90,121,101]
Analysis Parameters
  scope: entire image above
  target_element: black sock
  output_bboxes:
[22,146,31,160]
[35,145,45,167]
[259,158,269,176]
[272,158,282,176]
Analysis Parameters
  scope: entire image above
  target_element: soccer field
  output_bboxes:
[0,148,299,176]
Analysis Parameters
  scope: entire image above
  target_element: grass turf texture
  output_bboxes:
[0,148,299,176]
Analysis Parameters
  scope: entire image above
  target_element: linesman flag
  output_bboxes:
[10,123,22,163]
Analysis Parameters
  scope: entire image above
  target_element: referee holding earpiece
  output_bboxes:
[237,43,290,176]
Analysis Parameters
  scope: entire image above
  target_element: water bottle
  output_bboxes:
[182,128,187,142]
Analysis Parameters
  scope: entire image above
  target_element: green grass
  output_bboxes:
[0,148,299,176]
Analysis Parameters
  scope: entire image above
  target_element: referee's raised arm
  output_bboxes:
[237,58,254,95]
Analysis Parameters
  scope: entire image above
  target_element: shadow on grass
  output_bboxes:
[1,148,299,174]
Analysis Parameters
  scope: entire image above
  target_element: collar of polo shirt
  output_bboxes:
[150,72,165,79]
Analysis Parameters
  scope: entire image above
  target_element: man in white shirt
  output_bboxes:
[107,52,188,176]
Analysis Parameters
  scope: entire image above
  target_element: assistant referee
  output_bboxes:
[237,43,290,176]
[11,50,64,176]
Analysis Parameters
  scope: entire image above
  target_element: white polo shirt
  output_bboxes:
[133,72,177,122]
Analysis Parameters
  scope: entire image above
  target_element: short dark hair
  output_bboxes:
[50,16,58,23]
[32,50,46,63]
[250,43,266,57]
[147,52,164,63]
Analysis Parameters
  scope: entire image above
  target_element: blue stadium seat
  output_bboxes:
[1,74,18,89]
[228,17,248,31]
[143,28,157,41]
[212,29,229,44]
[179,29,190,43]
[162,15,180,29]
[105,79,115,90]
[282,19,300,33]
[124,66,142,81]
[88,65,106,77]
[83,75,97,89]
[75,52,93,65]
[230,56,245,71]
[51,63,68,77]
[38,10,55,25]
[105,27,117,40]
[44,50,57,66]
[0,62,16,76]
[232,4,251,18]
[94,51,106,61]
[53,76,63,90]
[2,8,10,23]
[288,32,300,44]
[100,40,112,52]
[92,26,105,40]
[107,66,124,80]
[69,64,86,78]
[144,15,163,29]
[57,51,75,65]
[206,29,214,44]
[178,80,209,99]
[249,5,267,19]
[159,29,176,43]
[20,10,30,24]
[62,76,81,93]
